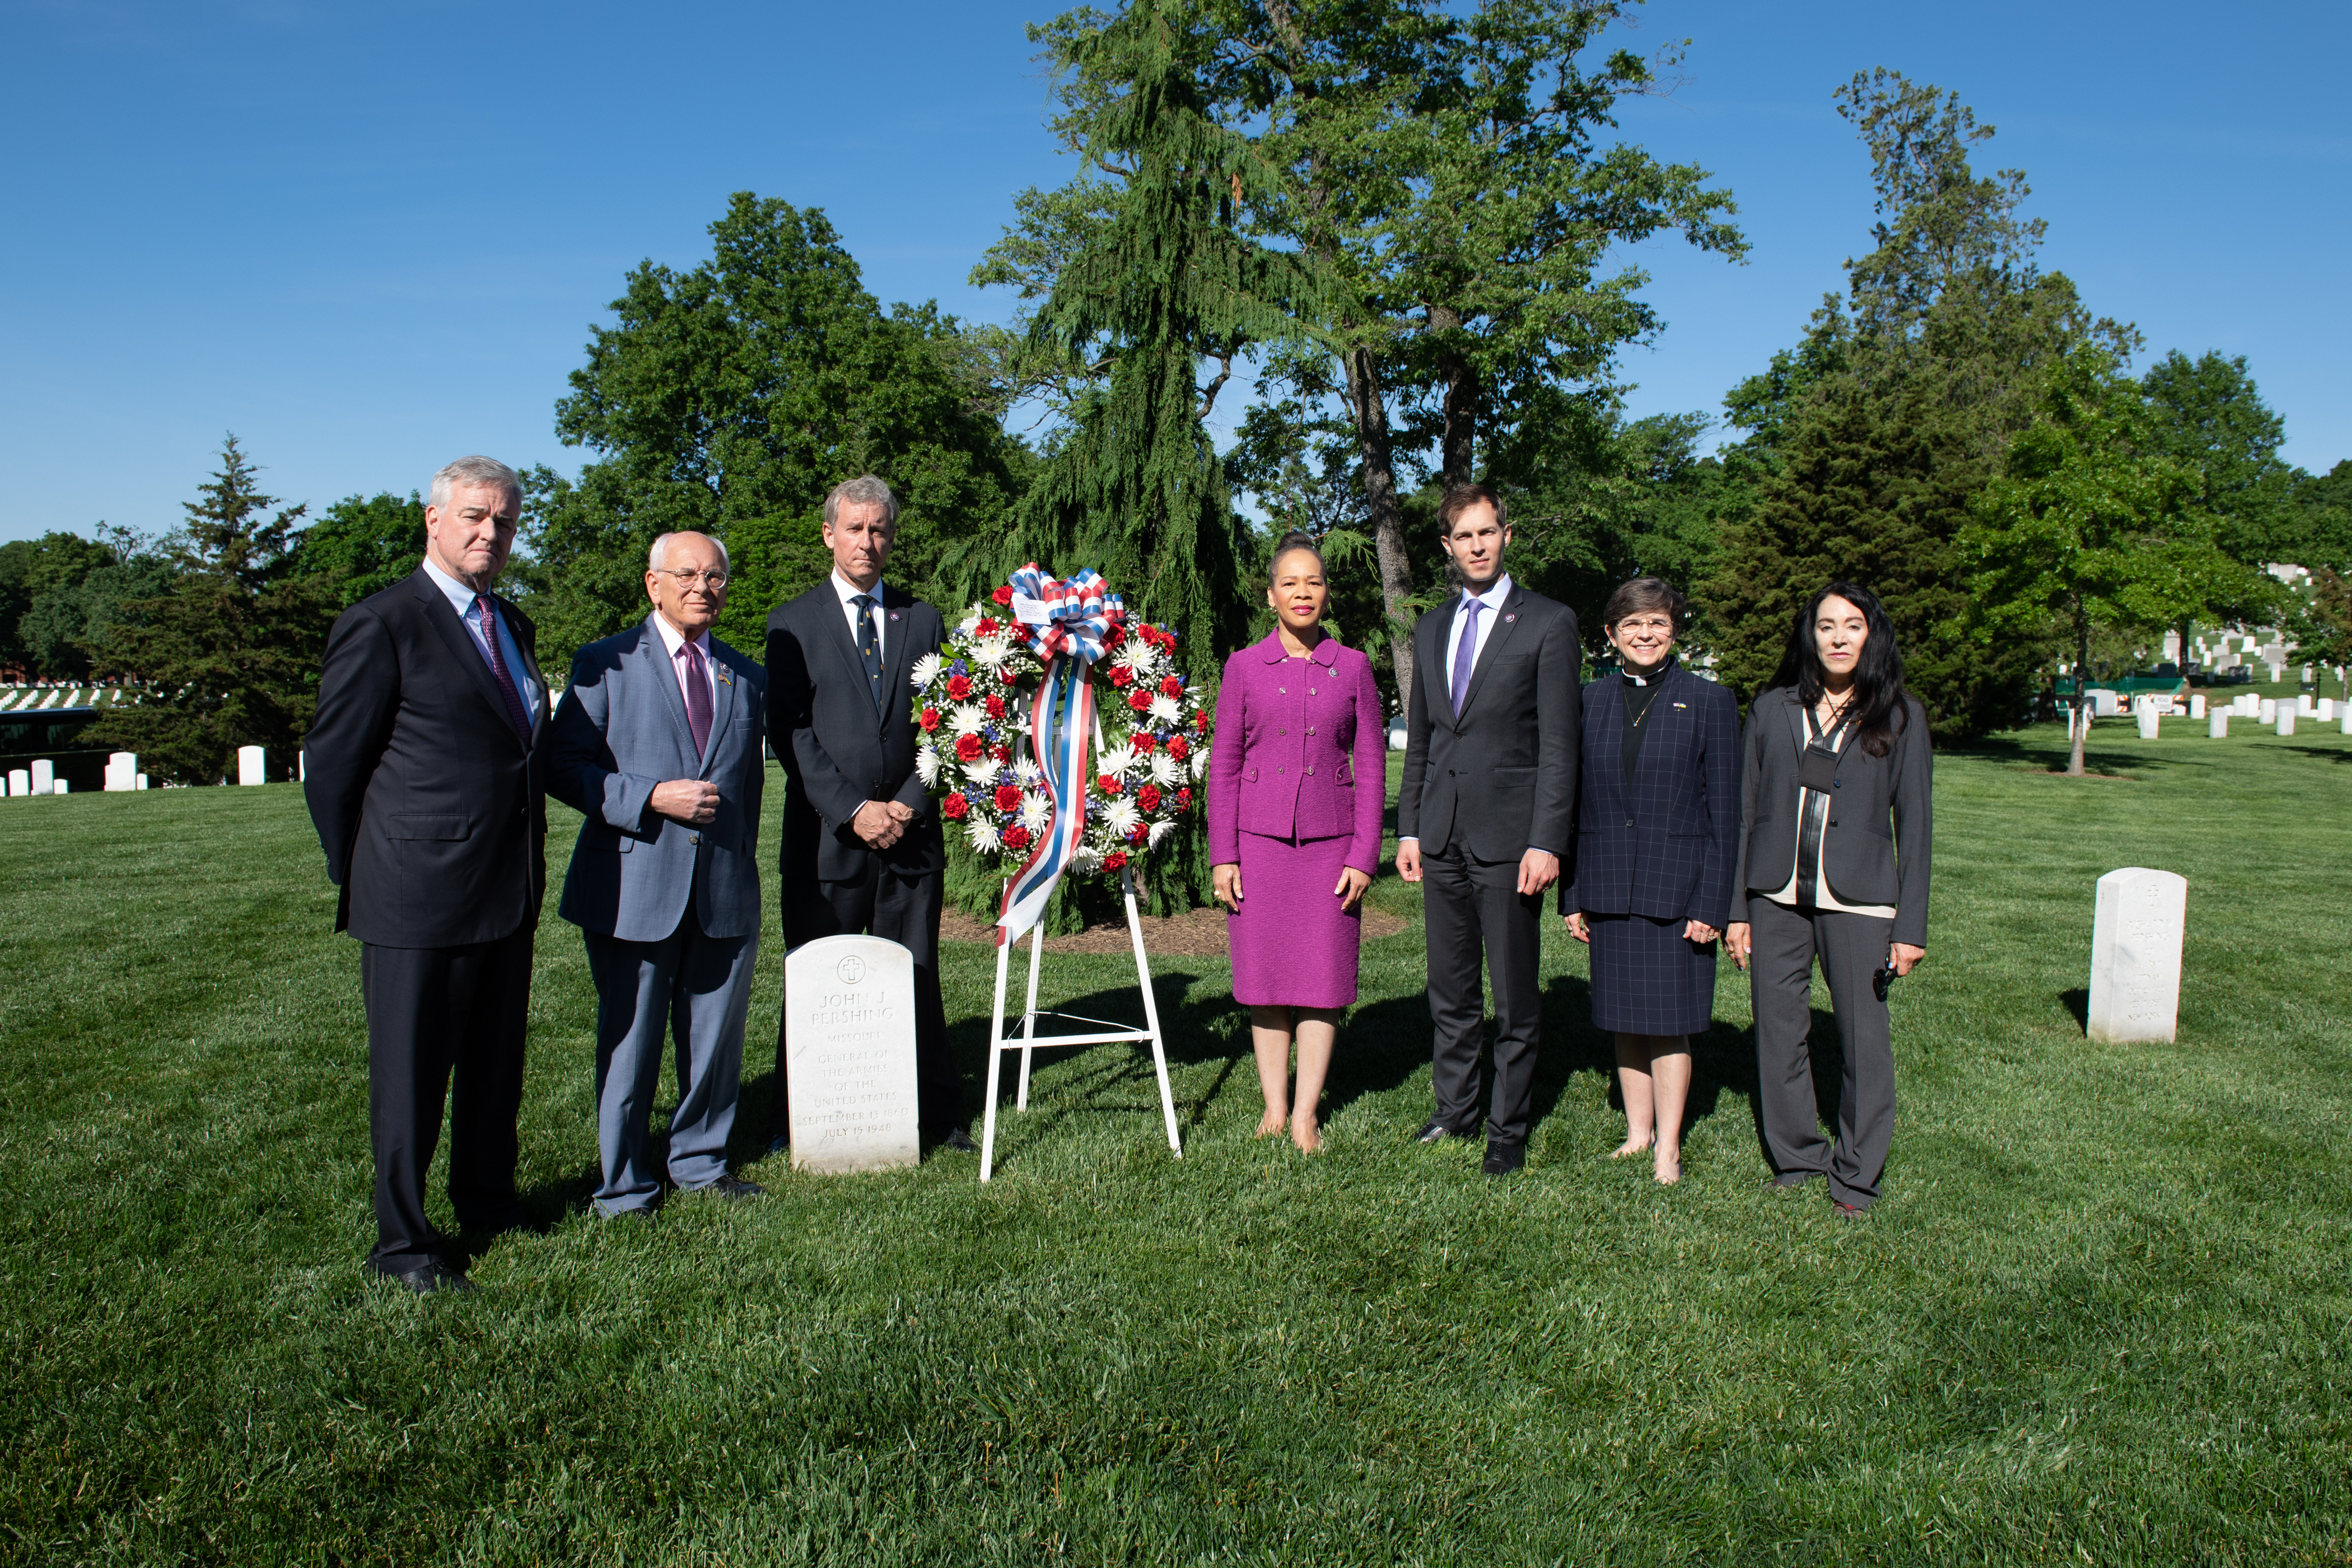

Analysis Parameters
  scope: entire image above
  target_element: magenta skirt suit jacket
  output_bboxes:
[1207,631,1388,1008]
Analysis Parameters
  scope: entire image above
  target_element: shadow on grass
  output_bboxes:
[2285,744,2352,764]
[2061,986,2089,1032]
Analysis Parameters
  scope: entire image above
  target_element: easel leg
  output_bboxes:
[1017,924,1044,1110]
[1123,868,1182,1158]
[981,930,1012,1182]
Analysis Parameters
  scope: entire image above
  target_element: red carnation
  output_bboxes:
[946,674,973,701]
[942,792,969,821]
[1136,784,1162,813]
[1003,824,1030,850]
[954,732,984,762]
[1193,711,1209,732]
[1127,688,1152,712]
[976,617,999,637]
[1103,623,1126,650]
[918,707,942,732]
[1127,825,1149,845]
[992,585,1014,605]
[1107,665,1133,688]
[984,693,1006,719]
[1175,786,1191,810]
[1154,675,1179,698]
[1131,731,1155,753]
[1166,734,1189,760]
[1103,850,1127,871]
[998,665,1020,684]
[1097,773,1121,796]
[993,784,1024,814]
[993,741,1013,763]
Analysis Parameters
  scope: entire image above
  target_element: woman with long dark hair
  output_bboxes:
[1725,583,1931,1214]
[1558,577,1740,1185]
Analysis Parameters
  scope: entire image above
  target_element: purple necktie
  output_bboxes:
[679,639,712,757]
[473,594,534,743]
[1450,596,1482,717]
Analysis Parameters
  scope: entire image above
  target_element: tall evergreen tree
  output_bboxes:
[86,437,334,784]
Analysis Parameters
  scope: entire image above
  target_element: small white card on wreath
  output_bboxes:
[785,935,921,1173]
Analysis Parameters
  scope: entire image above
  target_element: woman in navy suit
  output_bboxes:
[1559,578,1740,1184]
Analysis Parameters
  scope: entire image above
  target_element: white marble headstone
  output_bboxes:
[2188,695,2205,719]
[104,752,136,792]
[783,934,922,1173]
[2136,706,2160,739]
[5,769,25,797]
[2208,711,2228,739]
[2088,867,2187,1045]
[30,760,53,793]
[2277,708,2297,736]
[2258,698,2276,725]
[236,745,267,786]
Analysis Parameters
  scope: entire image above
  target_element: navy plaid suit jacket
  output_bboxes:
[1558,663,1740,926]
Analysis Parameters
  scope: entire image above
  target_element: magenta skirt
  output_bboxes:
[1229,830,1363,1009]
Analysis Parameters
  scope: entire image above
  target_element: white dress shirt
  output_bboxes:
[832,570,886,662]
[648,611,717,716]
[1444,573,1514,708]
[1761,717,1898,918]
[420,555,542,719]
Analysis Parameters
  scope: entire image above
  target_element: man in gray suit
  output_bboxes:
[547,530,768,1217]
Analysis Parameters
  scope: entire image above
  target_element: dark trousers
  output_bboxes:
[1424,844,1545,1144]
[360,930,533,1273]
[771,861,957,1138]
[1748,898,1896,1208]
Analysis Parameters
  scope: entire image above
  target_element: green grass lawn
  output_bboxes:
[3,715,2348,1564]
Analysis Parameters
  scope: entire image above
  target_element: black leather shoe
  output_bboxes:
[383,1259,474,1295]
[764,1133,790,1159]
[934,1126,979,1154]
[698,1174,767,1202]
[1415,1119,1470,1144]
[1481,1139,1527,1177]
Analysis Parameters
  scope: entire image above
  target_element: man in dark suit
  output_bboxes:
[546,530,768,1220]
[304,456,548,1294]
[763,475,971,1155]
[1396,484,1581,1175]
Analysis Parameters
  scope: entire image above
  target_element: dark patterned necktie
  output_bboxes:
[679,639,712,756]
[473,594,534,743]
[852,594,885,712]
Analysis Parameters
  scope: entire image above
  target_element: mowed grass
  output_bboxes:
[2,713,2348,1565]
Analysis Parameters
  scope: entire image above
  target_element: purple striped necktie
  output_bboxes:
[473,594,534,743]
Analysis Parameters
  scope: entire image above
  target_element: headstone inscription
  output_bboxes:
[783,934,921,1173]
[236,745,267,786]
[2208,712,2228,739]
[2087,866,2187,1046]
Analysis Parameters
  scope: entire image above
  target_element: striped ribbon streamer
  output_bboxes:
[996,652,1097,945]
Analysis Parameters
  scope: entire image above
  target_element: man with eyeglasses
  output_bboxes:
[545,530,771,1221]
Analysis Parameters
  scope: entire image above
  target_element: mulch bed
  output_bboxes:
[939,902,1408,956]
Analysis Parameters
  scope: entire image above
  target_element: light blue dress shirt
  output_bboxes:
[420,556,542,721]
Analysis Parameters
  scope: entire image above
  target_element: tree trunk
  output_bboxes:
[1345,344,1416,717]
[1427,307,1477,490]
[2068,609,2090,777]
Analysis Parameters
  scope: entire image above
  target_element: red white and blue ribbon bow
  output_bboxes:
[1007,564,1124,662]
[997,564,1127,944]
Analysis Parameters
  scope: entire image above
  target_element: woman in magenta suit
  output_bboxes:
[1208,532,1387,1152]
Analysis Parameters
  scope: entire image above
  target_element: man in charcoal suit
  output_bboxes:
[546,530,769,1220]
[1396,483,1583,1176]
[762,475,972,1155]
[304,455,548,1294]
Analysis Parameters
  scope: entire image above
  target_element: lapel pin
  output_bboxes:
[1673,701,1686,708]
[1503,613,1516,623]
[889,611,900,622]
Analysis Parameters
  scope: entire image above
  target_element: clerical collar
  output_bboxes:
[1621,655,1677,687]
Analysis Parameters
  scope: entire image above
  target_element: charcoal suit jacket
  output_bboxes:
[1558,663,1742,927]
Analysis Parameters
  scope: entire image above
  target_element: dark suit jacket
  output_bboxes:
[1560,664,1741,927]
[1397,582,1581,862]
[766,582,945,887]
[545,617,767,942]
[1727,687,1933,949]
[303,567,549,948]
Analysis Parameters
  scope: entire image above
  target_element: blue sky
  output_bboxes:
[2,0,2345,545]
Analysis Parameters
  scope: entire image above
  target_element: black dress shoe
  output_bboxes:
[382,1259,474,1295]
[697,1174,767,1202]
[1415,1119,1471,1144]
[1481,1139,1527,1177]
[934,1126,979,1154]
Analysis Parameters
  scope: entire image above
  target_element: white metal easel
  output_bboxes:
[977,708,1183,1182]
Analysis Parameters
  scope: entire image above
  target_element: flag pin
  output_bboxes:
[1504,613,1516,623]
[890,611,900,621]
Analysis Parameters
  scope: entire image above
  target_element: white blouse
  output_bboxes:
[1761,719,1897,919]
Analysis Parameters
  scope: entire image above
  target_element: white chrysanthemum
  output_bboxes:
[911,651,944,690]
[950,703,988,736]
[1020,792,1053,833]
[1190,747,1208,781]
[915,746,942,787]
[1147,752,1182,787]
[1096,743,1136,777]
[1070,845,1103,875]
[1148,819,1177,849]
[970,636,1011,670]
[967,816,1001,854]
[962,759,1002,789]
[1012,758,1043,787]
[1109,641,1150,672]
[1147,693,1182,726]
[957,611,982,638]
[1102,797,1142,837]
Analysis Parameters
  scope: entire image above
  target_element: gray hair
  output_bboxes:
[647,531,730,573]
[823,474,898,529]
[428,455,522,511]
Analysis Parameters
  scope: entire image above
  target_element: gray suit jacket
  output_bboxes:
[546,615,767,942]
[1397,582,1582,862]
[1727,687,1932,949]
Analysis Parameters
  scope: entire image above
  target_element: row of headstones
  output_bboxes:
[0,688,117,711]
[4,745,290,797]
[2093,689,2352,739]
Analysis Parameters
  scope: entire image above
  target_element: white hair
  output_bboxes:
[823,474,898,529]
[647,531,730,573]
[428,455,522,510]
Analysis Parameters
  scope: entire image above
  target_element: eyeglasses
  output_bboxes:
[658,569,729,590]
